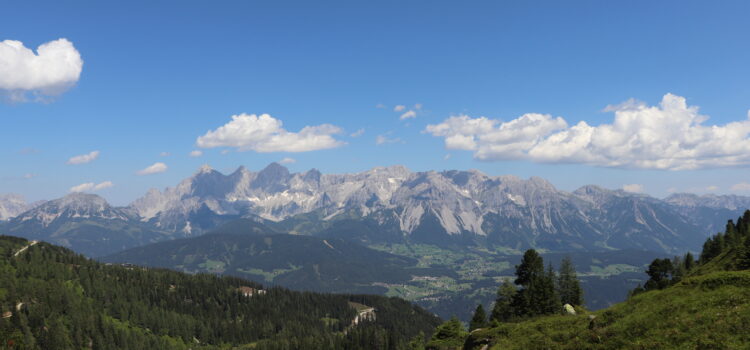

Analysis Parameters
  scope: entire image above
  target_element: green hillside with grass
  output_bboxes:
[450,211,750,350]
[463,268,750,349]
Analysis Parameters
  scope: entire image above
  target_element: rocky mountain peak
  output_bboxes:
[252,162,290,191]
[14,192,130,227]
[0,194,31,221]
[59,192,111,210]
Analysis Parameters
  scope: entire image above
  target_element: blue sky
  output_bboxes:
[2,0,750,205]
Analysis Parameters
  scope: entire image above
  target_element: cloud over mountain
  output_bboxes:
[0,38,83,102]
[196,113,344,153]
[425,94,750,170]
[70,181,113,193]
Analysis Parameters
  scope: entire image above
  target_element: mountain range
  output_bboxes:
[1,163,749,256]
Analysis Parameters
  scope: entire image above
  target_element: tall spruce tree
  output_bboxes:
[510,250,562,317]
[683,252,695,271]
[538,263,561,315]
[511,249,545,317]
[469,305,488,331]
[490,278,517,322]
[557,256,584,306]
[514,249,544,286]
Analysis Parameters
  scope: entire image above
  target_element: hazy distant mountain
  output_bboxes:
[128,163,746,253]
[0,194,43,221]
[2,192,168,256]
[665,193,750,234]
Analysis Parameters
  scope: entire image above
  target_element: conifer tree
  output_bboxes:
[644,258,674,290]
[514,249,544,286]
[538,263,561,314]
[490,279,516,322]
[683,252,695,271]
[426,316,467,349]
[469,304,487,331]
[557,256,584,306]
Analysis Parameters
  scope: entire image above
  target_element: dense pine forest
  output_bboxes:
[0,235,440,349]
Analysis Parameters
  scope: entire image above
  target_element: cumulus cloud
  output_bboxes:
[622,184,644,193]
[400,110,417,120]
[279,157,296,164]
[196,113,344,153]
[67,151,99,165]
[137,162,167,175]
[350,128,365,137]
[69,181,113,193]
[394,105,406,112]
[425,94,750,170]
[731,182,750,192]
[189,150,203,157]
[0,38,83,102]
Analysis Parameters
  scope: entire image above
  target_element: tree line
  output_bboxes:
[632,210,750,295]
[425,250,583,349]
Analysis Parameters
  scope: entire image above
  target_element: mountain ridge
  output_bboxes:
[2,164,750,255]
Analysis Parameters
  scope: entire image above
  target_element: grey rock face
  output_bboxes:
[126,163,749,253]
[12,192,132,227]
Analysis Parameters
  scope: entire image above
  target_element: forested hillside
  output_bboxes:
[0,235,441,349]
[101,227,428,295]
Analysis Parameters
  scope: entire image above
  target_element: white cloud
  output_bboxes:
[67,151,100,165]
[400,110,417,120]
[622,184,644,193]
[444,154,451,160]
[375,103,386,109]
[731,182,750,192]
[69,181,113,193]
[160,152,170,157]
[196,113,344,153]
[137,162,167,175]
[23,173,36,179]
[376,134,402,145]
[394,105,406,112]
[189,150,203,157]
[0,38,83,102]
[425,94,750,170]
[414,103,423,110]
[350,128,365,137]
[220,149,231,155]
[279,157,296,164]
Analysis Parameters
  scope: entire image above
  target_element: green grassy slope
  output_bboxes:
[465,268,750,349]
